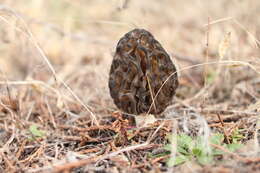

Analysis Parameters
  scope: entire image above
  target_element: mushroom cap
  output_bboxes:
[109,29,178,115]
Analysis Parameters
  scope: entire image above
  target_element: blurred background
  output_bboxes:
[0,2,259,172]
[0,0,259,114]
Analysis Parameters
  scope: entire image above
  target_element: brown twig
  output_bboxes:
[198,109,258,123]
[0,152,16,172]
[209,122,235,127]
[63,135,113,143]
[57,124,116,132]
[54,143,149,172]
[54,156,99,173]
[199,109,258,117]
[19,144,45,163]
[204,16,210,87]
[77,147,102,154]
[16,139,27,159]
[216,113,230,144]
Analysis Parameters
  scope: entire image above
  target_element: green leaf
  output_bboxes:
[206,71,217,84]
[177,146,190,155]
[178,134,193,148]
[197,154,213,165]
[150,152,170,158]
[194,137,205,149]
[210,133,224,145]
[164,144,172,151]
[231,129,244,143]
[29,124,45,138]
[167,134,192,155]
[192,148,202,156]
[167,157,175,167]
[166,134,175,143]
[211,148,225,155]
[164,133,243,167]
[167,155,189,167]
[178,135,192,149]
[226,143,243,152]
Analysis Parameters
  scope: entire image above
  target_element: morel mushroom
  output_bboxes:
[109,29,178,115]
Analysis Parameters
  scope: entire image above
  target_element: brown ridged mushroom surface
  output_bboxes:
[109,28,178,115]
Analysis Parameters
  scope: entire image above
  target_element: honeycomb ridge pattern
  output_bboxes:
[109,29,178,115]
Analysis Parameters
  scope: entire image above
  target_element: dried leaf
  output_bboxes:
[135,114,157,127]
[218,32,231,59]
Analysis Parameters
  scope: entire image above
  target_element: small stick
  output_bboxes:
[216,113,230,144]
[146,75,157,113]
[57,124,116,132]
[204,16,210,86]
[54,143,149,172]
[0,152,16,172]
[199,109,258,116]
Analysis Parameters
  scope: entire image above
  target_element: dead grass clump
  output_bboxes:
[0,0,260,172]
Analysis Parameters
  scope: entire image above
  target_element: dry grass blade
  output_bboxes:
[218,32,231,60]
[0,6,99,125]
[233,19,260,48]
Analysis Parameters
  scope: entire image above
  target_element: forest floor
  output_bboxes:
[0,0,259,172]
